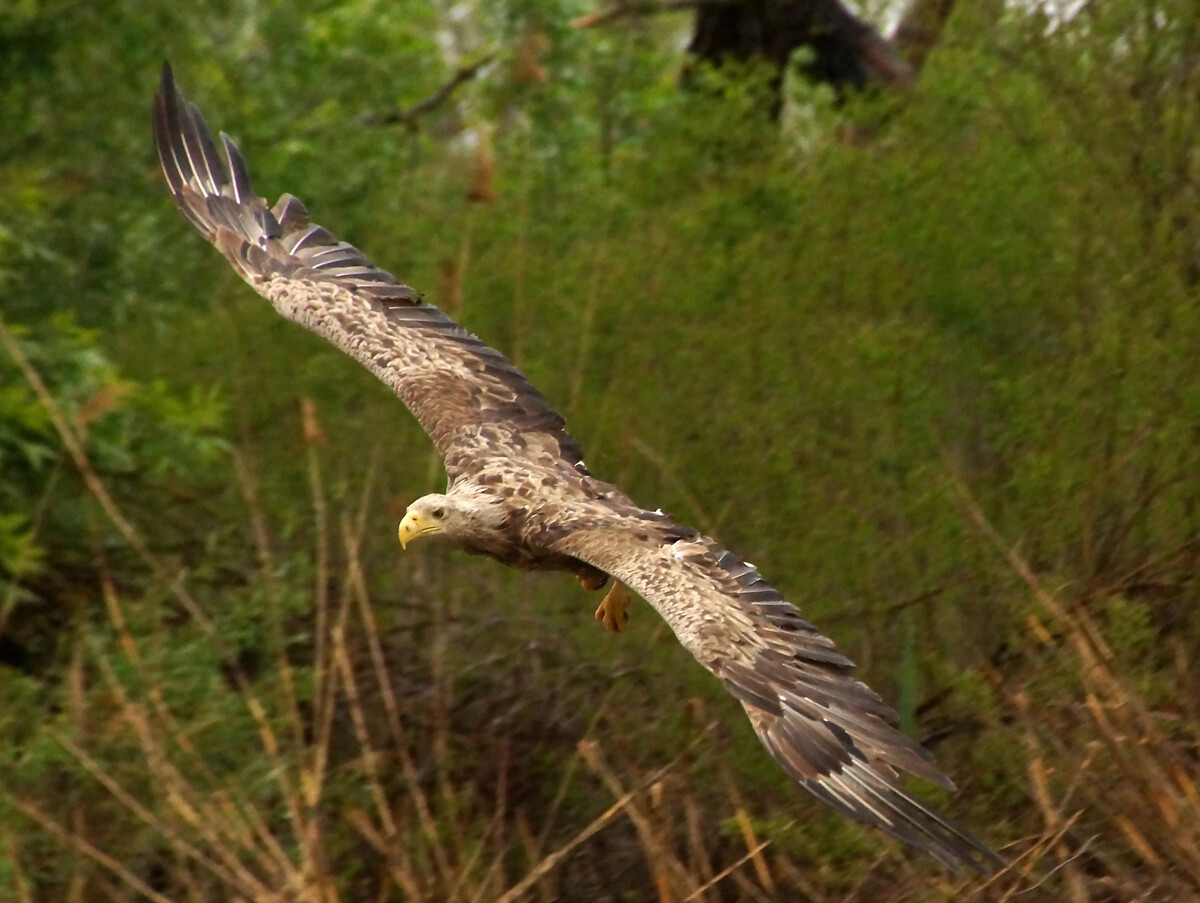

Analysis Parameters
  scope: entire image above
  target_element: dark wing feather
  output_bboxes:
[152,62,586,473]
[552,523,1001,872]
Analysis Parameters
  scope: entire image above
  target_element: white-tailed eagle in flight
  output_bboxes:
[153,62,1000,872]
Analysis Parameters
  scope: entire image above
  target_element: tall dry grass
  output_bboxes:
[4,306,1200,901]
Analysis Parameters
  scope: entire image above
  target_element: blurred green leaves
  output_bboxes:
[0,312,228,640]
[1,0,1200,896]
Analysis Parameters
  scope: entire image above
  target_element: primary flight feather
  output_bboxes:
[153,62,1000,872]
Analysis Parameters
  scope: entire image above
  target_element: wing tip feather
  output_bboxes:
[220,131,254,203]
[752,706,1001,873]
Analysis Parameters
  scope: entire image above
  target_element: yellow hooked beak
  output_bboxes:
[397,509,441,549]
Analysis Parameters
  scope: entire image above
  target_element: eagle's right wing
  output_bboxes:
[153,63,587,474]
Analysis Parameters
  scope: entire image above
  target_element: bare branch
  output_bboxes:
[571,0,729,30]
[365,52,496,128]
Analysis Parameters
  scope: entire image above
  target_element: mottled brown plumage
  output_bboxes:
[153,63,1000,872]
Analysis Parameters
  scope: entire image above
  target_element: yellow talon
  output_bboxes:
[594,581,632,632]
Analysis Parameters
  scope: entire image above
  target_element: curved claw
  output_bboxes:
[594,581,632,632]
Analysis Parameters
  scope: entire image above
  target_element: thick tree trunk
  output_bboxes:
[576,0,961,116]
[892,0,960,72]
[687,0,916,98]
[685,0,960,115]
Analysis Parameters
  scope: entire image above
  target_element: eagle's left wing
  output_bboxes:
[551,522,1000,872]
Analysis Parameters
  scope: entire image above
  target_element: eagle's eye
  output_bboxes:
[432,508,445,519]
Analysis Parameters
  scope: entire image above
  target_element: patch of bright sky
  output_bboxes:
[1031,0,1089,27]
[866,0,1089,35]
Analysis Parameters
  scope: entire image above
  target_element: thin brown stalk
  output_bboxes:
[840,848,900,902]
[9,797,176,903]
[346,809,425,901]
[465,849,508,903]
[4,831,35,903]
[683,840,772,903]
[308,472,379,810]
[93,526,232,790]
[455,200,477,309]
[233,450,305,761]
[94,648,279,863]
[515,814,557,903]
[451,811,504,903]
[228,789,305,886]
[303,397,332,805]
[1114,815,1162,869]
[0,323,213,645]
[945,454,1200,882]
[0,320,308,863]
[578,738,699,902]
[720,766,775,893]
[429,585,456,832]
[92,544,296,882]
[992,814,1085,901]
[309,539,357,812]
[492,739,510,862]
[681,791,715,888]
[104,667,293,890]
[505,145,532,367]
[67,640,90,902]
[768,854,825,900]
[493,738,699,903]
[1012,693,1086,903]
[725,869,776,903]
[53,731,267,896]
[331,623,398,838]
[341,517,451,884]
[533,668,639,853]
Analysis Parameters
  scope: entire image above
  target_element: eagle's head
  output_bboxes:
[397,491,506,549]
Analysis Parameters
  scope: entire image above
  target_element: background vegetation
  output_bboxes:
[2,1,1199,900]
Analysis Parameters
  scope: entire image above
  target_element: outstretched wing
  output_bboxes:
[152,62,586,474]
[552,521,1000,872]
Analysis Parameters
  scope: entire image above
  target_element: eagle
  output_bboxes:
[153,62,999,872]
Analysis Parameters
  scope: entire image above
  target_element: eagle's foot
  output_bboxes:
[576,572,608,592]
[594,581,631,632]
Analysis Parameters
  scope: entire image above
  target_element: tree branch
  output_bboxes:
[570,0,729,30]
[364,53,496,128]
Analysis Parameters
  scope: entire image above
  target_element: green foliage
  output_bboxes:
[3,0,1200,899]
[0,312,229,687]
